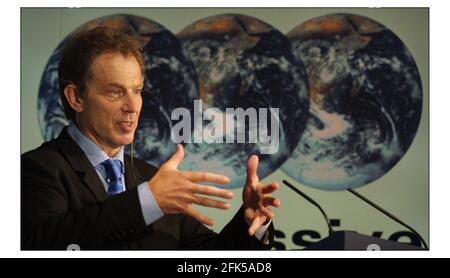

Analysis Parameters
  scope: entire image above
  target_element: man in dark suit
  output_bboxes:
[21,26,280,250]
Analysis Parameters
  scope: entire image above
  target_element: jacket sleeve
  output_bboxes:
[21,154,150,250]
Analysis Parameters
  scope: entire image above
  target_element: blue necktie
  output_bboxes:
[100,159,125,196]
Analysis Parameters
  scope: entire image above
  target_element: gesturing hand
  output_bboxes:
[148,144,233,226]
[242,155,281,236]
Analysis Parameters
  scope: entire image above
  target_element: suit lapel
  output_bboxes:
[81,168,108,201]
[56,127,108,201]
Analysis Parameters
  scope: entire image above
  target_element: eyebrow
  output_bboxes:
[105,82,144,90]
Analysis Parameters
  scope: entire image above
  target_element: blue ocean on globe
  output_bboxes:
[281,14,423,190]
[177,14,309,188]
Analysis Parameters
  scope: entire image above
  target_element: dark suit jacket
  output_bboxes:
[21,128,274,250]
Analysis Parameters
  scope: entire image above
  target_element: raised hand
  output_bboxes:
[148,144,233,226]
[242,155,281,236]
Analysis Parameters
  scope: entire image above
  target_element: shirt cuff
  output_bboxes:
[137,182,164,226]
[244,216,272,241]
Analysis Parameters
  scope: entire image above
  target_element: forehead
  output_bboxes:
[89,52,143,85]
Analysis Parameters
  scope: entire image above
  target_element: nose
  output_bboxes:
[122,90,142,115]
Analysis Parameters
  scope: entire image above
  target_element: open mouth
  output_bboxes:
[118,121,134,132]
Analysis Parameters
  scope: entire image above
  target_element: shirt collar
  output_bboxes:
[66,122,124,168]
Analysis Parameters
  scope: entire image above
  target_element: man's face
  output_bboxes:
[77,52,143,152]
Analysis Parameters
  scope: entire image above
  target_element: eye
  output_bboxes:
[133,88,143,95]
[108,89,124,98]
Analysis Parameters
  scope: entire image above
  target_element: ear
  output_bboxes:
[63,84,84,113]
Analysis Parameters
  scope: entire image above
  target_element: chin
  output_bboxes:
[114,134,135,146]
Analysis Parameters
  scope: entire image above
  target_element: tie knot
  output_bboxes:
[100,159,123,181]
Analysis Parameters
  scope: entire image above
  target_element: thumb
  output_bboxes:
[246,155,259,184]
[164,144,184,168]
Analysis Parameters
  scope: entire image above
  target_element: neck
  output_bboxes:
[75,121,121,158]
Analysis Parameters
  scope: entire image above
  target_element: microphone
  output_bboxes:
[347,188,428,249]
[282,180,334,235]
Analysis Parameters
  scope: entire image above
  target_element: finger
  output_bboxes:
[260,206,275,219]
[248,216,266,236]
[185,205,214,226]
[275,198,281,207]
[246,155,259,184]
[164,144,184,168]
[262,197,281,208]
[183,171,230,184]
[190,183,234,199]
[189,195,231,210]
[261,182,279,194]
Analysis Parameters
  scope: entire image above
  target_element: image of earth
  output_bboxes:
[38,14,198,167]
[177,14,309,188]
[281,13,423,190]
